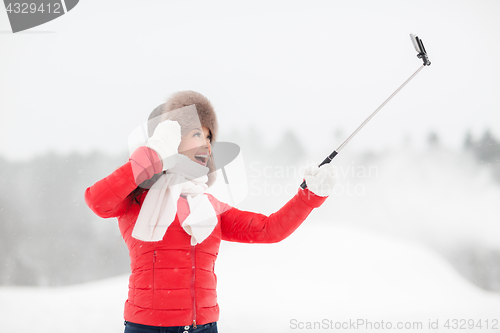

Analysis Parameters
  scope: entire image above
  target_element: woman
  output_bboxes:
[84,91,335,333]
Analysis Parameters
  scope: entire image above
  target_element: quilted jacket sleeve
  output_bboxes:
[84,147,162,219]
[84,161,138,218]
[219,188,327,244]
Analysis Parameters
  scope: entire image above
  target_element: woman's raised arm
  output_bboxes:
[84,146,162,218]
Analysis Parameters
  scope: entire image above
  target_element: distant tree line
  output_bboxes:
[463,129,500,182]
[0,152,130,286]
[426,129,500,183]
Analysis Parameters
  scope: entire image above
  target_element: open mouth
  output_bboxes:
[194,154,208,166]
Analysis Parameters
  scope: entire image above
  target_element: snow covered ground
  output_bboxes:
[1,223,499,333]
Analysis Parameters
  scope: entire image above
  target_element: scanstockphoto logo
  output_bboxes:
[3,0,79,33]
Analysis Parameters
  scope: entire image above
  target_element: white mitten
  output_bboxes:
[303,163,337,197]
[146,120,182,171]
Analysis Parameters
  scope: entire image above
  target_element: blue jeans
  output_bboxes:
[124,321,218,333]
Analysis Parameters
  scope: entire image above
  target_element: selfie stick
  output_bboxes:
[300,34,431,190]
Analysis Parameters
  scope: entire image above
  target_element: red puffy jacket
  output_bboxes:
[84,148,327,327]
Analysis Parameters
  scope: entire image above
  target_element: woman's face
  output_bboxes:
[177,126,212,167]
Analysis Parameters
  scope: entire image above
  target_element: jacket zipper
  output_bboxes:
[190,245,197,329]
[152,250,156,308]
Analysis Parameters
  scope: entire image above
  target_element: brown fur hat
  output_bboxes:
[147,91,218,186]
[147,91,218,140]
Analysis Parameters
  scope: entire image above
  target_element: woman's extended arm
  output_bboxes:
[219,188,327,244]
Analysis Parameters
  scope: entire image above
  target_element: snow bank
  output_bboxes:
[216,224,500,332]
[0,275,128,332]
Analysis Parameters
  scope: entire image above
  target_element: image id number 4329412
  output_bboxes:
[5,2,63,14]
[443,319,498,330]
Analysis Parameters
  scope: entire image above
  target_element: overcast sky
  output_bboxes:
[1,0,499,161]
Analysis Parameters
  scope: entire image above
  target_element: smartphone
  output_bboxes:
[410,33,421,53]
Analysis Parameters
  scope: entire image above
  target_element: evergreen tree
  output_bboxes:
[427,131,440,147]
[463,130,474,151]
[271,129,306,166]
[475,129,500,164]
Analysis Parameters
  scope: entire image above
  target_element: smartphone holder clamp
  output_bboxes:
[411,34,431,66]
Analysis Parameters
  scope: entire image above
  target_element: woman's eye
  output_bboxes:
[193,132,202,137]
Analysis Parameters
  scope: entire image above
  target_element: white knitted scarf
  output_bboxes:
[132,155,217,245]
